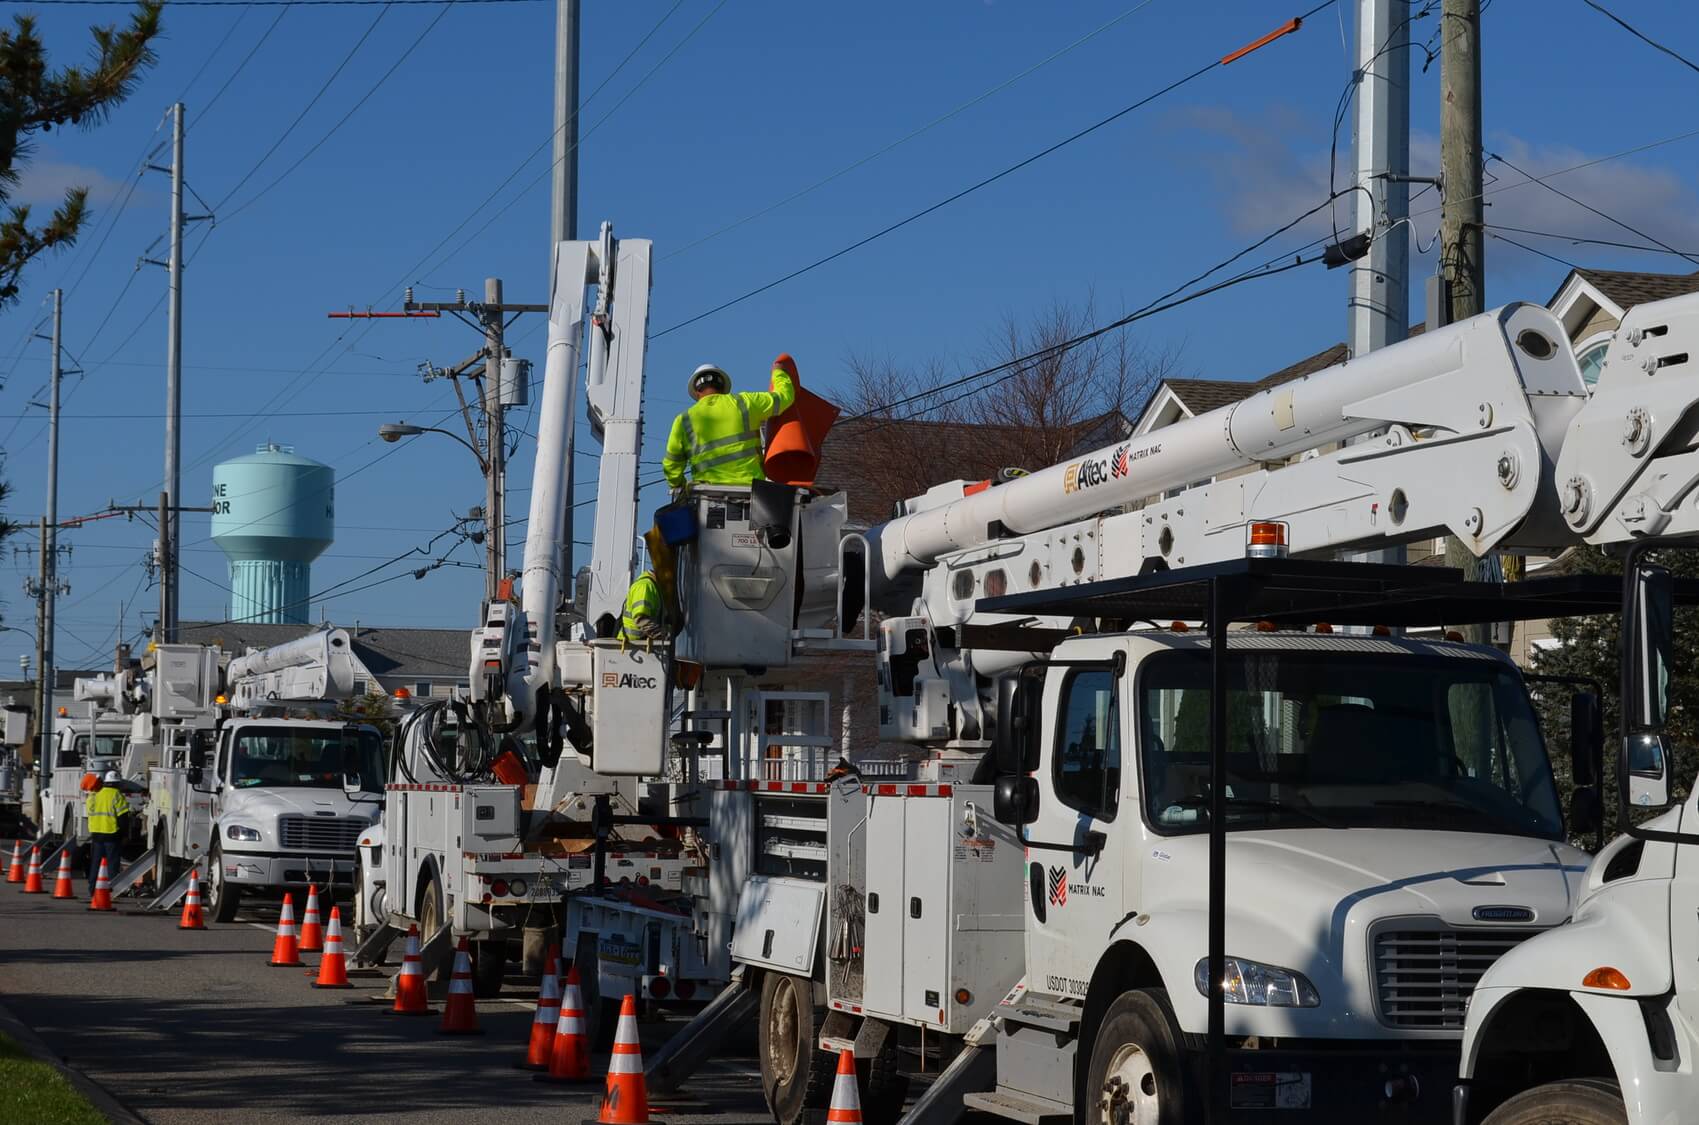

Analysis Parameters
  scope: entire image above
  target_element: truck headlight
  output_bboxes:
[1194,956,1319,1007]
[225,824,261,842]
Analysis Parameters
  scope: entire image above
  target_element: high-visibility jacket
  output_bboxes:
[662,366,796,488]
[86,786,130,836]
[620,571,663,642]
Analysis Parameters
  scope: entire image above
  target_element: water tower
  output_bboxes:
[210,443,334,624]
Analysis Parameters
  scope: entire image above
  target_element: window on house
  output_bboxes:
[1577,340,1609,388]
[352,679,368,698]
[414,681,432,699]
[1053,669,1120,820]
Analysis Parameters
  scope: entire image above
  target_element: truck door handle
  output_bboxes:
[910,897,922,919]
[867,893,879,914]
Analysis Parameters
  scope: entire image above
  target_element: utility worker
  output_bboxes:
[85,770,129,887]
[662,356,798,490]
[620,569,666,643]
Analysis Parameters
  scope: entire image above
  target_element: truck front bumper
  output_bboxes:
[1181,1039,1461,1121]
[221,850,356,890]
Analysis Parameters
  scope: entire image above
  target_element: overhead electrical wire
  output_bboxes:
[1485,150,1699,269]
[1481,223,1699,260]
[191,6,290,130]
[1577,0,1699,78]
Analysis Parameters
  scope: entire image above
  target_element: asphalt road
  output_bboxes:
[0,846,773,1125]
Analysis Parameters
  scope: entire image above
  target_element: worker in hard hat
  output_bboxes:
[85,770,130,887]
[662,356,798,491]
[620,569,667,644]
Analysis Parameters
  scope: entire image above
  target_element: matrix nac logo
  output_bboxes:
[601,672,659,690]
[1047,865,1068,907]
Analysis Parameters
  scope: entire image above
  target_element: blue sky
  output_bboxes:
[0,0,1696,674]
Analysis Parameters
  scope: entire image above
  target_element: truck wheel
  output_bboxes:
[206,844,242,924]
[418,871,445,943]
[471,940,507,998]
[1083,989,1186,1125]
[759,972,834,1125]
[1482,1080,1627,1125]
[859,1032,910,1125]
[151,829,176,891]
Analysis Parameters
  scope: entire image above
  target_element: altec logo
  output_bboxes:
[1062,444,1135,494]
[601,672,659,690]
[1047,866,1068,907]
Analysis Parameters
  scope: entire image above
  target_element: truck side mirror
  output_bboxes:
[993,665,1044,775]
[187,765,203,787]
[1625,732,1671,810]
[1623,563,1675,811]
[1569,692,1602,787]
[993,774,1038,826]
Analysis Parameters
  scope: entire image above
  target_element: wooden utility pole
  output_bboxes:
[1439,0,1491,641]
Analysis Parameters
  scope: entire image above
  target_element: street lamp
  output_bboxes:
[379,420,499,599]
[377,421,488,473]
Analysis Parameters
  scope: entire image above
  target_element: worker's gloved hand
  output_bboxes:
[669,486,686,504]
[772,353,798,381]
[636,617,668,642]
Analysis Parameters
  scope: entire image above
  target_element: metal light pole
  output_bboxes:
[553,0,581,607]
[163,101,185,643]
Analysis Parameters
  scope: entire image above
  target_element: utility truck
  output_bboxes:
[646,290,1699,1125]
[40,679,137,851]
[144,632,384,921]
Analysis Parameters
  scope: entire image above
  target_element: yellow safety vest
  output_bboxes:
[662,367,796,488]
[620,572,663,642]
[86,786,129,836]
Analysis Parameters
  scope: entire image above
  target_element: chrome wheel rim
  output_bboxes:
[767,976,801,1086]
[1098,1041,1160,1125]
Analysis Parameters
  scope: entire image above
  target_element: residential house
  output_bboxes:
[178,621,470,701]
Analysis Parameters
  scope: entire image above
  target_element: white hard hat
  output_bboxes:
[689,364,730,394]
[102,770,120,784]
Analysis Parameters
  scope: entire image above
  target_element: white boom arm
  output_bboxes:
[227,628,359,710]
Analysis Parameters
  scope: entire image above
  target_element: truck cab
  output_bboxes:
[153,716,384,922]
[42,719,133,845]
[980,628,1588,1122]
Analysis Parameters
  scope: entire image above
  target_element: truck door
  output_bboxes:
[1025,657,1128,1002]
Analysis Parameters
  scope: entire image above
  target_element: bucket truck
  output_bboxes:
[40,676,140,856]
[144,630,385,922]
[655,291,1699,1125]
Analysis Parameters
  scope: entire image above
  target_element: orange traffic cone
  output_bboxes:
[298,884,324,952]
[520,952,562,1070]
[827,1049,863,1124]
[178,867,206,929]
[20,845,42,892]
[50,848,74,898]
[88,858,115,911]
[268,893,302,966]
[589,995,650,1124]
[391,924,431,1015]
[543,964,593,1082]
[311,906,353,989]
[5,841,23,883]
[436,937,482,1035]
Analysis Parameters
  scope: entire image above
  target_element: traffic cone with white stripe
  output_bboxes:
[178,867,206,929]
[50,848,74,899]
[88,858,114,911]
[20,845,41,892]
[311,906,353,988]
[6,841,23,883]
[390,924,431,1015]
[827,1049,863,1124]
[587,995,650,1124]
[298,883,324,952]
[519,952,561,1069]
[543,964,593,1083]
[436,937,482,1035]
[268,893,302,966]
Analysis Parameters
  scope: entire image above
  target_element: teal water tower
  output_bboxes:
[210,443,334,624]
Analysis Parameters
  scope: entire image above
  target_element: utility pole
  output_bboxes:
[38,290,65,814]
[483,277,506,602]
[163,102,185,643]
[1438,0,1490,641]
[31,516,46,825]
[1347,0,1411,574]
[553,0,581,603]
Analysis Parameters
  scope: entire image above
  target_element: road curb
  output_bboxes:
[0,993,150,1125]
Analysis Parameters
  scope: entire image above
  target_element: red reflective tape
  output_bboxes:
[790,782,807,793]
[906,785,927,797]
[938,784,953,797]
[876,784,896,796]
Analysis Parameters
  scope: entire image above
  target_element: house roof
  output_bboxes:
[1560,268,1699,313]
[178,621,468,684]
[1154,342,1353,418]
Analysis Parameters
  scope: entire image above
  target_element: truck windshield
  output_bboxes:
[1139,650,1563,840]
[231,727,384,791]
[59,734,126,768]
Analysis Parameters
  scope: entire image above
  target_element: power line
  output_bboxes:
[192,6,290,129]
[651,2,1337,340]
[1482,223,1699,260]
[175,5,251,102]
[1485,229,1584,273]
[1577,0,1699,78]
[1486,150,1699,269]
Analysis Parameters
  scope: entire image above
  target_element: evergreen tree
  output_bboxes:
[0,2,161,308]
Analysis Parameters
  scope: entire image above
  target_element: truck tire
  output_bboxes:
[1482,1080,1627,1125]
[471,940,507,998]
[859,1032,910,1125]
[151,828,176,892]
[418,871,446,944]
[1082,989,1187,1125]
[206,844,242,923]
[759,972,834,1125]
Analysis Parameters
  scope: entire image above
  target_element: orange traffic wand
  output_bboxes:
[436,937,482,1035]
[827,1049,863,1124]
[50,848,74,898]
[587,994,650,1124]
[544,964,593,1083]
[298,884,324,952]
[20,845,42,892]
[268,893,303,966]
[88,858,115,911]
[390,924,431,1015]
[311,906,353,988]
[5,841,23,883]
[178,867,206,929]
[520,952,561,1070]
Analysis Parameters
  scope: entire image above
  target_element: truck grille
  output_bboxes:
[278,815,364,853]
[1373,927,1538,1029]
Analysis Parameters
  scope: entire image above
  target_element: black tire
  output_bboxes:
[417,869,445,944]
[471,940,507,998]
[150,825,177,892]
[1482,1079,1627,1125]
[859,1029,910,1125]
[571,931,620,1050]
[759,972,835,1125]
[205,844,241,924]
[1082,989,1187,1125]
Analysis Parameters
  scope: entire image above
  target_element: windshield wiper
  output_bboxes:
[1171,795,1343,830]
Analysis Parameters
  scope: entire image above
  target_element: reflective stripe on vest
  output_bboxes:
[686,398,761,475]
[86,787,127,835]
[620,575,662,639]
